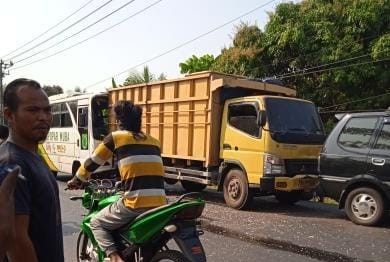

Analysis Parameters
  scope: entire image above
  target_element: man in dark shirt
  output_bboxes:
[0,78,64,262]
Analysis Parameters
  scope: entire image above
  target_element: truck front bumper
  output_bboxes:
[260,174,320,192]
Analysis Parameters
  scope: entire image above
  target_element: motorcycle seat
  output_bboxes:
[131,202,173,224]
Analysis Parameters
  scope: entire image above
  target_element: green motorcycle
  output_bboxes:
[70,179,206,262]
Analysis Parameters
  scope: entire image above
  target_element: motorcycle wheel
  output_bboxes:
[76,231,100,262]
[150,250,190,262]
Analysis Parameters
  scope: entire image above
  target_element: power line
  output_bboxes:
[319,92,390,111]
[277,57,390,80]
[83,0,279,90]
[244,34,382,76]
[276,52,378,79]
[13,0,137,64]
[1,0,96,59]
[7,0,115,61]
[11,0,162,71]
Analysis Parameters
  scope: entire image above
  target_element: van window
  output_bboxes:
[374,123,390,151]
[338,117,378,149]
[228,103,260,137]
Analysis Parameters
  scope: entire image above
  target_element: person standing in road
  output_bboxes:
[67,100,167,262]
[0,78,64,262]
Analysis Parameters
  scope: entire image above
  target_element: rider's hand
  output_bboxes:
[67,176,83,190]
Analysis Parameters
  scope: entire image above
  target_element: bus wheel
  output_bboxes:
[223,169,252,210]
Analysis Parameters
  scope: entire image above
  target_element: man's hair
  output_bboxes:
[114,100,142,134]
[4,78,42,112]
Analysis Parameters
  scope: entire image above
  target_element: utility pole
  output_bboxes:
[0,59,13,124]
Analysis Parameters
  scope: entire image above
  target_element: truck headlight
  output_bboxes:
[264,153,286,175]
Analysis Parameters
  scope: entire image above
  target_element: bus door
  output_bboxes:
[77,106,90,163]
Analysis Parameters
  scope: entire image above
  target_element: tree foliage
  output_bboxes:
[211,0,389,118]
[179,54,215,74]
[213,22,265,76]
[123,66,166,86]
[42,85,63,97]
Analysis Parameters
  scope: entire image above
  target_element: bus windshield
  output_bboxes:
[264,97,326,144]
[91,95,109,140]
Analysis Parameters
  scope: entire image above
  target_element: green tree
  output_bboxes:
[42,85,63,97]
[212,22,265,76]
[179,54,215,74]
[213,1,389,116]
[123,65,167,86]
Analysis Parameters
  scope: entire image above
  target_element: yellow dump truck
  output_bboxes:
[108,72,326,209]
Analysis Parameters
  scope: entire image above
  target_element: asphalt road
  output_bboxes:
[58,175,319,262]
[57,174,390,262]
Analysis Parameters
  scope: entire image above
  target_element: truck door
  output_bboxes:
[367,117,390,183]
[220,101,264,184]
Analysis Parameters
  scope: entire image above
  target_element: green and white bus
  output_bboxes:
[39,92,115,177]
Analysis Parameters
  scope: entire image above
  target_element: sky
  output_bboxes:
[0,0,292,93]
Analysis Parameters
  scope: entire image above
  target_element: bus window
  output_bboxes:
[92,96,109,140]
[61,103,73,127]
[51,104,61,127]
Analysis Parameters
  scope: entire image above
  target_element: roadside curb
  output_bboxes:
[200,217,370,262]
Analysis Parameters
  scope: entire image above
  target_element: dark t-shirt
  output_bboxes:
[0,142,64,262]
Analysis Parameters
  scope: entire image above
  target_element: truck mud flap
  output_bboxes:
[172,223,206,262]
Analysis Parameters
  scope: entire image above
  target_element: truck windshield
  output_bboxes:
[91,95,109,140]
[264,97,326,144]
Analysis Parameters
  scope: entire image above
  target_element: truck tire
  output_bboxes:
[275,191,301,205]
[181,180,207,192]
[345,187,386,226]
[223,169,252,210]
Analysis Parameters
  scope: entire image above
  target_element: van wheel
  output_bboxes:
[275,191,301,205]
[345,187,386,226]
[223,169,252,210]
[181,180,207,192]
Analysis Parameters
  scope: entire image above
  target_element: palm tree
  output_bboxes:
[123,65,165,86]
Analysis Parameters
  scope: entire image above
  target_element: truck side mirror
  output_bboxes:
[258,110,267,127]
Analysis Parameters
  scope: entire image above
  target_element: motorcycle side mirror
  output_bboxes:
[257,110,267,127]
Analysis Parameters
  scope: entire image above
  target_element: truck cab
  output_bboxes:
[220,95,325,208]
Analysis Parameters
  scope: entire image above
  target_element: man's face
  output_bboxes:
[6,86,52,143]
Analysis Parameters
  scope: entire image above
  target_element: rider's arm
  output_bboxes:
[7,215,38,262]
[75,134,114,181]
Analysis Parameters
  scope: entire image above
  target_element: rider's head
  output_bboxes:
[114,100,142,133]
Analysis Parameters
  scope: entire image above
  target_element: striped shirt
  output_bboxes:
[76,130,167,209]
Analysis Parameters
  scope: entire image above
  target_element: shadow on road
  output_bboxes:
[165,183,390,228]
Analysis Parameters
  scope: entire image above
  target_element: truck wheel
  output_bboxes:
[275,191,301,205]
[181,180,207,192]
[223,169,252,210]
[165,178,178,185]
[345,187,386,226]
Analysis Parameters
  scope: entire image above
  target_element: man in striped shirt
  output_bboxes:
[67,100,166,262]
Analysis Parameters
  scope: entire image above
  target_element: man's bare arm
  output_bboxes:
[0,167,19,259]
[7,215,38,262]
